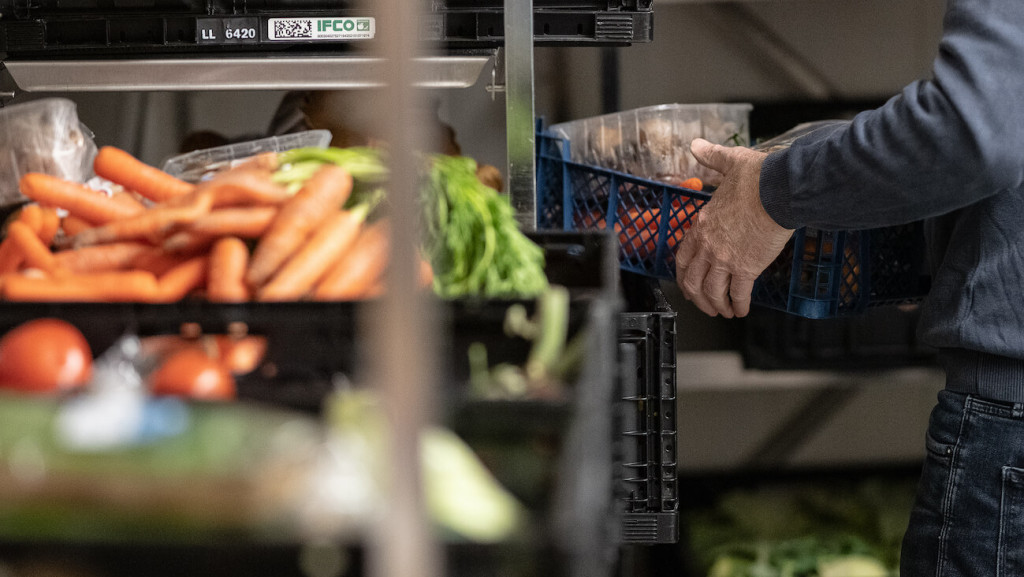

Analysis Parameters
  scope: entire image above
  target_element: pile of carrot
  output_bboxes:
[0,146,426,303]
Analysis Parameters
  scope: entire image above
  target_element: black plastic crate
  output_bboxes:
[0,0,652,55]
[616,312,678,545]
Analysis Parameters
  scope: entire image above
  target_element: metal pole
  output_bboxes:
[367,0,441,576]
[505,0,537,229]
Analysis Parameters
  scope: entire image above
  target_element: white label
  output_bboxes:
[267,17,376,41]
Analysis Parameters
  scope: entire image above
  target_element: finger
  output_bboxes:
[729,275,756,318]
[674,228,699,275]
[703,267,733,318]
[689,138,732,175]
[679,257,718,317]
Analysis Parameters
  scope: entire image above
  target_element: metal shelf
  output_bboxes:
[2,54,492,92]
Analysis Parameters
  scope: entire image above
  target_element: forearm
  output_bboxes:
[759,0,1024,230]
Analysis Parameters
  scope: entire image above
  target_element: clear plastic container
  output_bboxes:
[548,103,752,185]
[161,129,332,183]
[0,97,96,208]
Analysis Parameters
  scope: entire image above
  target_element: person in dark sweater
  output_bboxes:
[674,0,1024,574]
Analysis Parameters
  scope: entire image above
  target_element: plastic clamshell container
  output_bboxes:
[536,127,928,319]
[161,130,332,183]
[547,103,752,184]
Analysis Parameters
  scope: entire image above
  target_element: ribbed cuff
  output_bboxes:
[758,150,799,229]
[942,348,1024,403]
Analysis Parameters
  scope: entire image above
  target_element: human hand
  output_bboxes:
[675,139,795,318]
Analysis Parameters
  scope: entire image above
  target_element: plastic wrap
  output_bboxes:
[548,103,752,184]
[0,98,97,207]
[752,119,851,153]
[161,130,332,183]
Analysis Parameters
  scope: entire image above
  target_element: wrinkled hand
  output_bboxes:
[675,139,794,318]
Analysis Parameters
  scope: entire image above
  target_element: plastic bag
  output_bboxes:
[752,119,851,153]
[0,98,97,208]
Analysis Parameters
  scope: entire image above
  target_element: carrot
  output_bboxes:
[71,189,214,248]
[38,207,61,247]
[419,258,434,288]
[154,256,208,302]
[162,231,217,255]
[7,221,56,273]
[199,168,290,208]
[20,173,144,225]
[2,270,159,302]
[0,238,22,275]
[246,164,353,288]
[131,248,191,276]
[93,146,194,202]
[678,177,704,191]
[312,221,389,301]
[61,214,94,237]
[188,206,278,238]
[258,206,368,302]
[17,204,43,235]
[111,191,149,213]
[207,237,250,303]
[54,242,152,274]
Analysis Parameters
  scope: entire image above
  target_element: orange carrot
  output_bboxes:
[17,204,43,235]
[61,215,94,237]
[54,242,152,274]
[71,190,214,248]
[208,237,250,303]
[312,221,389,301]
[93,146,194,202]
[131,248,191,276]
[38,207,61,247]
[678,177,704,191]
[7,221,56,273]
[154,256,208,302]
[2,270,159,302]
[20,173,144,224]
[199,168,290,208]
[419,258,434,288]
[0,238,21,275]
[162,231,217,255]
[111,190,149,213]
[258,206,367,302]
[247,164,353,288]
[188,206,278,238]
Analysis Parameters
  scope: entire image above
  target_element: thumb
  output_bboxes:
[690,138,733,174]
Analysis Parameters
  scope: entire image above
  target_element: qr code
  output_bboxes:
[273,20,313,39]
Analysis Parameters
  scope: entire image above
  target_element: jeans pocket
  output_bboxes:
[925,431,955,465]
[998,467,1024,577]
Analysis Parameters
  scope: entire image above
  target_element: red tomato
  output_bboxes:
[0,318,92,393]
[213,335,267,376]
[150,348,236,401]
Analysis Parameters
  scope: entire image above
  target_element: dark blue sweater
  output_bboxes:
[758,0,1024,400]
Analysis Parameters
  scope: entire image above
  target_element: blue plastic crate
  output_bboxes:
[536,129,928,319]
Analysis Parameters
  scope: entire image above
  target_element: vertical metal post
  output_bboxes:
[367,1,440,577]
[505,0,537,229]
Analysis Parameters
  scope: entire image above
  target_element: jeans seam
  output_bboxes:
[998,467,1007,577]
[936,398,971,576]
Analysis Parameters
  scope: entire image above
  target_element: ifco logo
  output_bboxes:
[317,19,367,32]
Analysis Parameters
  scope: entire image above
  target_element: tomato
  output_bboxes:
[0,318,92,393]
[149,348,236,401]
[213,335,267,375]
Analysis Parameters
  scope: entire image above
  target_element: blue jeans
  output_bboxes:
[901,390,1024,577]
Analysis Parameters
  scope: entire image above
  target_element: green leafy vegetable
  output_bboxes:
[421,155,548,299]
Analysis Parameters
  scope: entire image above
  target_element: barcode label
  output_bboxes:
[267,17,375,41]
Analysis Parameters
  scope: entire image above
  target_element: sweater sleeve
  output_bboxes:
[759,0,1024,230]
